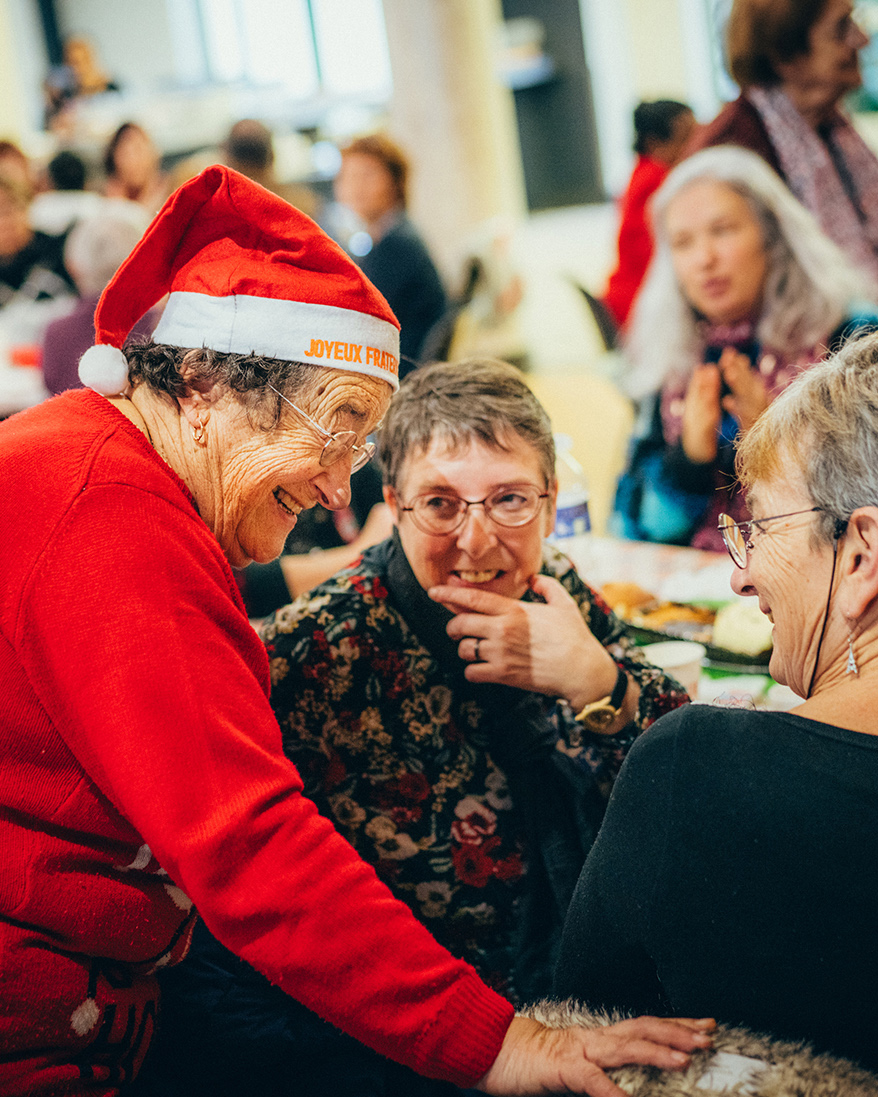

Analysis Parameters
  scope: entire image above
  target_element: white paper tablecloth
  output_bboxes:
[558,535,799,709]
[0,363,49,417]
[558,534,736,604]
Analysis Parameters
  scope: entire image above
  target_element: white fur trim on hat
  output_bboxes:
[153,292,400,391]
[78,344,130,396]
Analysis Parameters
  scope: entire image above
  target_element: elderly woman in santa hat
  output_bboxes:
[0,166,712,1097]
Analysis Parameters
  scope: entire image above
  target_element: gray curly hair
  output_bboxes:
[737,330,878,545]
[123,342,320,431]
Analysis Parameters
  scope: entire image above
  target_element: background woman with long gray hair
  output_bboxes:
[613,144,877,551]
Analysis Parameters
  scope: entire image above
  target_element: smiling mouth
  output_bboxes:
[454,569,501,584]
[273,486,300,518]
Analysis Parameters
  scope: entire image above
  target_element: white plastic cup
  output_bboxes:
[641,640,706,700]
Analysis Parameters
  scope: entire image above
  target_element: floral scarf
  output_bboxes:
[380,530,610,999]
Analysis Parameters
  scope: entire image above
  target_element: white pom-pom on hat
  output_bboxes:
[78,344,130,396]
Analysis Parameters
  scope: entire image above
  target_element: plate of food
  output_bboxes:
[600,581,774,668]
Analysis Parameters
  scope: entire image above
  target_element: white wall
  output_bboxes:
[0,0,50,142]
[579,0,719,197]
[55,0,178,92]
[578,0,637,198]
[677,0,724,119]
[381,0,526,282]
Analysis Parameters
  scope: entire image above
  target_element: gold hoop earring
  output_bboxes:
[192,422,206,446]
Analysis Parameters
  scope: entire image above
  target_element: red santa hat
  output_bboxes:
[78,164,400,396]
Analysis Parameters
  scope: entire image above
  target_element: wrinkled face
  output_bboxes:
[777,0,867,104]
[665,179,768,326]
[387,433,557,601]
[730,468,833,696]
[334,153,399,225]
[202,370,390,568]
[0,188,31,258]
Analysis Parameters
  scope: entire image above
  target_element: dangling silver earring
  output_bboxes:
[846,631,859,677]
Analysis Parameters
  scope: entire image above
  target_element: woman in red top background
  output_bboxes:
[603,100,695,329]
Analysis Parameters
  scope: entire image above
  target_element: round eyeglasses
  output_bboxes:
[268,384,375,473]
[719,507,850,700]
[718,507,823,568]
[400,486,550,536]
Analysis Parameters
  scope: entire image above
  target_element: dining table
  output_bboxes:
[559,533,798,711]
[0,341,49,418]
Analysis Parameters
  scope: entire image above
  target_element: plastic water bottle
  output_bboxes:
[551,434,591,543]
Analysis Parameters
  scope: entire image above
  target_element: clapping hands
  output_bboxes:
[681,347,770,464]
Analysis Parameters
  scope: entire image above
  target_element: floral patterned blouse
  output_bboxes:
[261,533,687,1004]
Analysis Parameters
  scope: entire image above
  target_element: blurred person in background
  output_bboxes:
[63,34,120,99]
[103,122,168,212]
[0,140,36,195]
[685,0,878,280]
[602,100,695,329]
[613,145,876,551]
[224,119,276,188]
[335,134,447,377]
[223,118,321,220]
[41,203,151,395]
[30,150,103,236]
[0,173,76,345]
[44,35,120,133]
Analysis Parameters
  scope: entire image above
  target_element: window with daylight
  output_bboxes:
[182,0,392,100]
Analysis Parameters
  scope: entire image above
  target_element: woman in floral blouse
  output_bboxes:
[147,358,691,1097]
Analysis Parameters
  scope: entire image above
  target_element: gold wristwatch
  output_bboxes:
[574,665,628,732]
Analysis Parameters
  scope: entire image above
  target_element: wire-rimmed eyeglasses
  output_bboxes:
[718,507,824,568]
[719,506,850,700]
[267,384,375,473]
[400,486,550,536]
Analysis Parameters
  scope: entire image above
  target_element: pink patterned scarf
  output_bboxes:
[748,86,878,280]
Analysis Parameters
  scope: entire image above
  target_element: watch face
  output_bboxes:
[584,705,615,731]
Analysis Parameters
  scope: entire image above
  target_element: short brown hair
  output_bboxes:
[340,134,409,208]
[377,358,556,491]
[726,0,830,88]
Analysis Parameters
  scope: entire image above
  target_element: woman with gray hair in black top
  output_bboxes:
[558,329,878,1071]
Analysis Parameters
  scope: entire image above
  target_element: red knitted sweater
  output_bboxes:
[0,390,512,1095]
